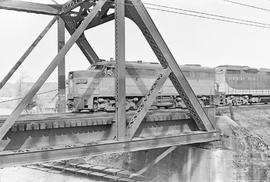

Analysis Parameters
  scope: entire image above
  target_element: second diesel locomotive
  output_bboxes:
[216,65,270,105]
[67,61,215,111]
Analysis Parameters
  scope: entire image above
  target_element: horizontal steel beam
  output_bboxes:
[0,131,220,168]
[0,108,215,152]
[0,0,60,15]
[2,118,199,151]
[61,0,89,14]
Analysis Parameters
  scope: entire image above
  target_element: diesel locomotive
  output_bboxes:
[67,60,270,112]
[67,61,215,111]
[215,65,270,105]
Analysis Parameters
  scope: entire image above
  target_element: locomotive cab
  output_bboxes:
[89,62,116,76]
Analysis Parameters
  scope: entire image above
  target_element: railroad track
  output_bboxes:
[217,103,270,112]
[27,161,146,182]
[0,104,268,132]
[0,108,195,132]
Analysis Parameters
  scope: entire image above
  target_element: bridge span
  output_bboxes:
[0,0,219,175]
[0,108,219,168]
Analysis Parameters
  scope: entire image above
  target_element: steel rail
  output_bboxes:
[0,108,197,131]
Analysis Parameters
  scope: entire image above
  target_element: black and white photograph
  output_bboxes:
[0,0,270,181]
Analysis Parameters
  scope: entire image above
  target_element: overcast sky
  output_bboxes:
[1,0,270,82]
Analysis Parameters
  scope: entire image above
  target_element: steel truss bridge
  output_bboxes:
[0,0,220,172]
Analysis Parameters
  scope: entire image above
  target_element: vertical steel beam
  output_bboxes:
[229,103,235,120]
[0,0,107,140]
[0,16,57,90]
[126,0,214,131]
[115,0,126,140]
[57,17,66,113]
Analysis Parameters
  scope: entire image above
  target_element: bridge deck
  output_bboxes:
[0,107,219,168]
[0,108,214,132]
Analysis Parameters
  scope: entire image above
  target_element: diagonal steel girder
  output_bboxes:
[64,16,100,64]
[0,16,57,90]
[0,0,60,15]
[86,1,114,29]
[0,0,107,140]
[130,146,178,178]
[125,0,215,131]
[127,68,172,139]
[61,0,115,64]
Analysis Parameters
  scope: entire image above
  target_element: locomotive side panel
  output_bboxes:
[125,66,160,96]
[67,71,103,98]
[215,65,270,105]
[67,61,216,111]
[225,70,270,92]
[216,66,270,96]
[183,68,215,96]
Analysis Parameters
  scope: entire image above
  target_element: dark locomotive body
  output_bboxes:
[67,61,215,111]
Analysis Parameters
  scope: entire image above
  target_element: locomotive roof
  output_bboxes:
[260,68,270,72]
[92,61,214,72]
[216,65,270,73]
[216,65,250,70]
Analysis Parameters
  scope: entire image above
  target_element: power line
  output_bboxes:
[145,2,270,27]
[143,6,270,29]
[224,0,270,12]
[114,1,270,29]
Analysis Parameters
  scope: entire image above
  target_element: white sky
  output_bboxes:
[1,0,270,82]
